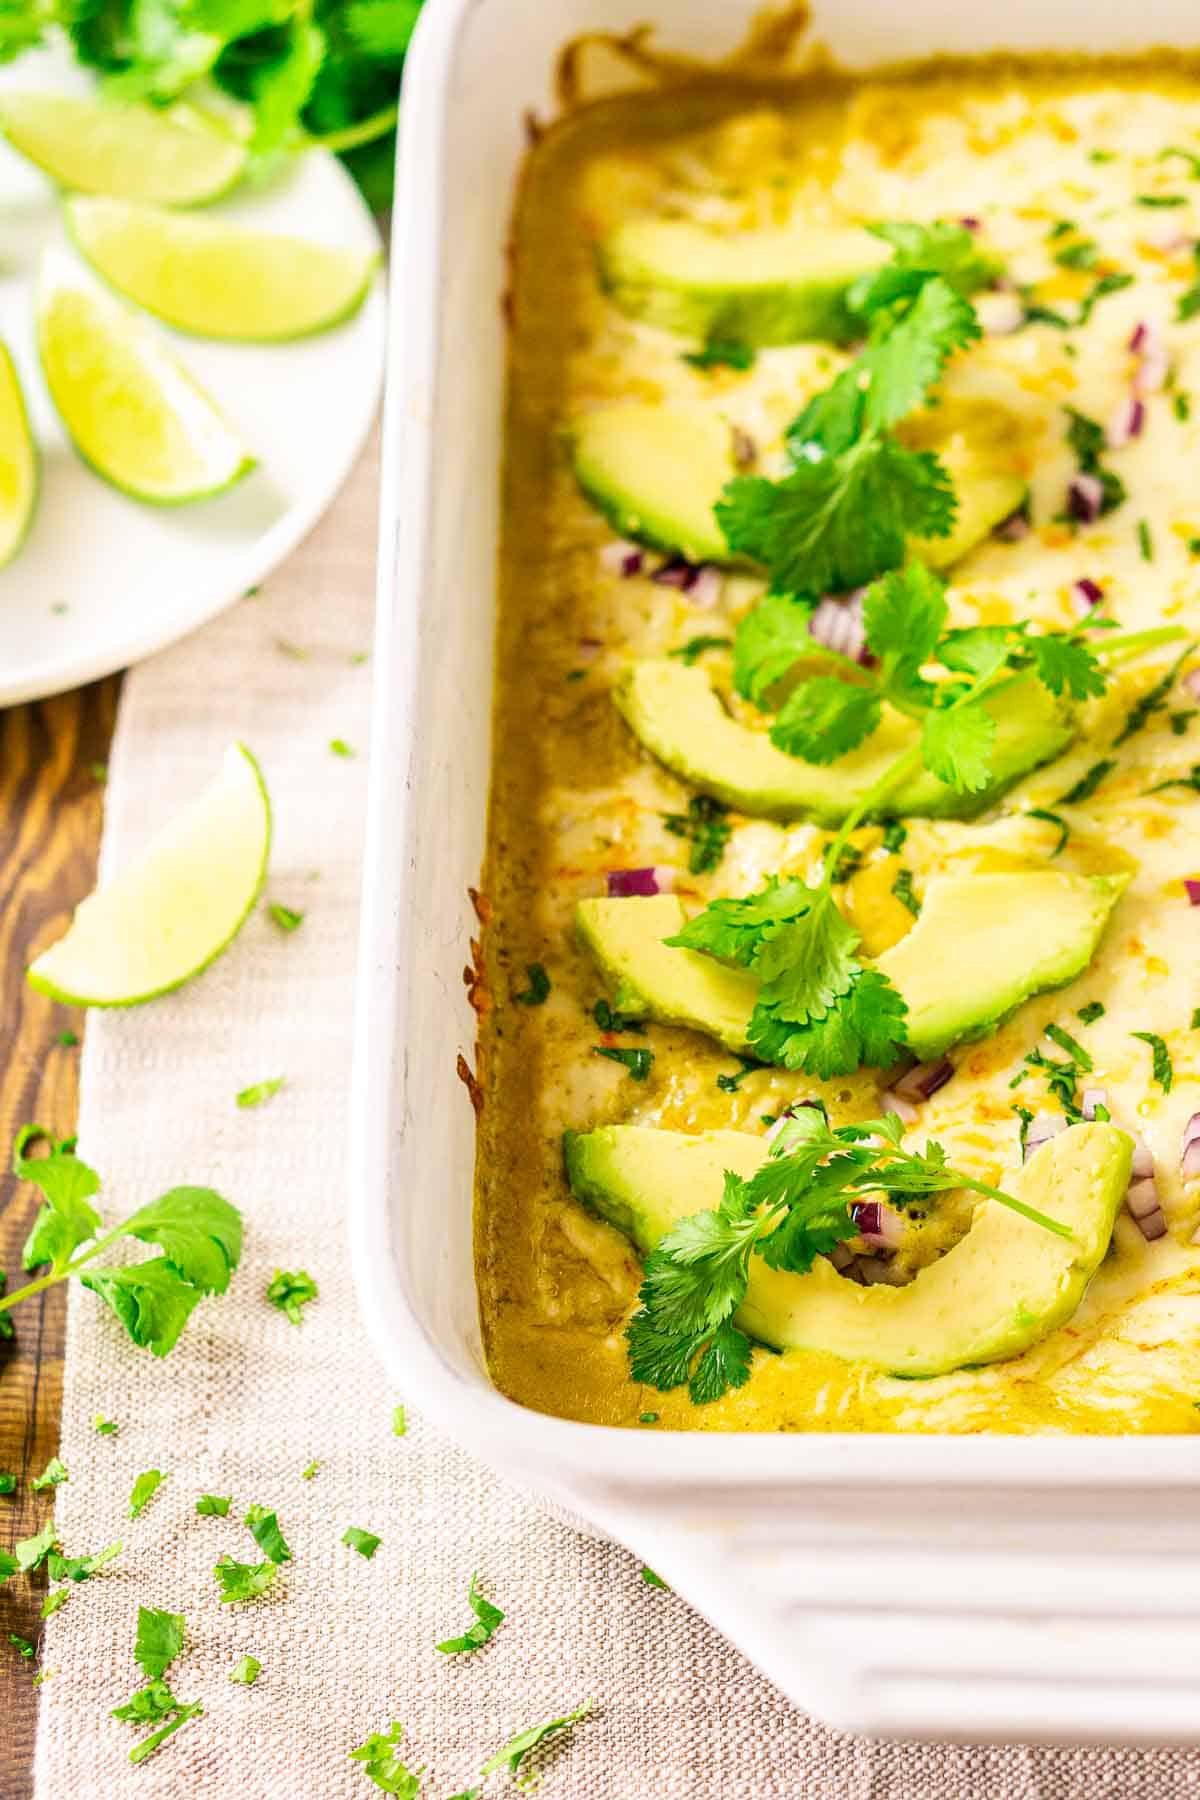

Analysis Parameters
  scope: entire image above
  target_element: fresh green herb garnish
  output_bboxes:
[1054,237,1098,270]
[830,842,863,884]
[1159,147,1200,177]
[592,1046,654,1081]
[1176,392,1192,422]
[266,1268,318,1325]
[30,1457,67,1491]
[1170,710,1196,736]
[668,635,732,665]
[342,1526,381,1559]
[638,1411,659,1424]
[1137,193,1188,206]
[1132,1030,1174,1092]
[682,338,756,372]
[1114,645,1194,745]
[329,738,355,758]
[237,1077,285,1109]
[10,1634,34,1658]
[134,1606,184,1681]
[592,998,644,1035]
[349,1721,424,1797]
[0,1473,15,1494]
[1192,1007,1200,1031]
[0,1128,240,1356]
[392,1405,406,1437]
[230,1656,261,1685]
[1058,759,1116,805]
[1138,518,1155,561]
[662,793,731,874]
[214,1556,278,1603]
[1180,245,1200,321]
[267,902,304,933]
[301,1460,320,1480]
[1077,1001,1105,1024]
[112,1679,178,1724]
[47,1541,121,1583]
[1045,1023,1093,1069]
[40,1587,69,1619]
[627,1108,1065,1405]
[891,867,921,916]
[1027,808,1070,855]
[1064,407,1126,515]
[515,962,551,1005]
[244,1506,292,1565]
[129,1470,164,1519]
[1023,1046,1083,1119]
[716,1056,760,1094]
[94,1416,118,1435]
[15,1521,58,1573]
[1077,271,1135,325]
[1013,1104,1035,1156]
[478,1701,594,1787]
[640,1567,669,1590]
[196,1495,231,1517]
[881,820,908,853]
[1149,761,1200,794]
[128,1701,204,1766]
[58,1029,78,1047]
[436,1572,505,1655]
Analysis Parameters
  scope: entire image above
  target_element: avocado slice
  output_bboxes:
[596,218,889,345]
[563,1121,1132,1376]
[571,401,1026,569]
[575,875,1127,1063]
[614,660,1073,825]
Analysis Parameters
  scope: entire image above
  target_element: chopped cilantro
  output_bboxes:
[1138,518,1155,561]
[662,793,731,874]
[1160,147,1200,177]
[135,1606,184,1681]
[40,1587,69,1619]
[682,338,755,372]
[58,1029,78,1047]
[1137,193,1188,206]
[128,1701,203,1765]
[1170,710,1196,736]
[881,820,908,853]
[230,1656,261,1685]
[1176,392,1192,422]
[0,1473,15,1494]
[1013,1104,1035,1156]
[891,867,920,916]
[94,1416,118,1435]
[267,902,304,933]
[15,1521,57,1573]
[1114,644,1193,745]
[237,1076,286,1109]
[129,1470,164,1519]
[196,1494,231,1516]
[393,1405,406,1437]
[1054,237,1098,270]
[10,1635,34,1659]
[1058,759,1116,805]
[1132,1030,1174,1092]
[1027,808,1070,855]
[592,1046,654,1081]
[716,1056,760,1094]
[1045,1023,1093,1069]
[329,738,355,757]
[1192,1007,1200,1031]
[301,1461,320,1481]
[436,1572,505,1655]
[47,1541,121,1582]
[213,1556,278,1603]
[829,842,863,884]
[1064,406,1125,513]
[593,997,644,1035]
[1089,148,1117,163]
[30,1456,67,1491]
[343,1526,381,1559]
[1077,1001,1105,1024]
[112,1679,178,1724]
[349,1721,423,1797]
[1078,271,1135,325]
[515,962,550,1005]
[479,1701,594,1784]
[266,1268,318,1325]
[640,1567,669,1590]
[1181,247,1200,322]
[1023,1047,1083,1118]
[668,635,732,665]
[244,1505,292,1565]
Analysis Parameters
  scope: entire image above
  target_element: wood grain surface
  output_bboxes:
[0,677,119,1800]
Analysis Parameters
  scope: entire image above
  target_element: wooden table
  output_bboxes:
[0,677,119,1799]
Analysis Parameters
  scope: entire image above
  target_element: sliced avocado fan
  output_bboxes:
[614,660,1073,826]
[564,1122,1132,1377]
[571,402,1026,570]
[595,218,890,345]
[576,876,1127,1064]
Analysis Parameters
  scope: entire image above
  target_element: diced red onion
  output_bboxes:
[1106,395,1146,449]
[1130,1131,1155,1181]
[1023,1113,1067,1161]
[1182,1112,1200,1153]
[1181,1113,1200,1181]
[606,867,673,898]
[1067,473,1105,524]
[993,507,1031,542]
[893,1057,954,1102]
[1185,879,1200,905]
[1081,1086,1109,1121]
[652,555,698,590]
[1131,320,1170,395]
[576,636,604,663]
[809,591,870,666]
[881,1089,919,1124]
[1070,576,1105,617]
[959,216,981,232]
[599,540,644,577]
[1126,1176,1166,1240]
[731,426,757,470]
[851,1198,906,1250]
[1184,668,1200,702]
[687,565,723,611]
[1130,322,1149,354]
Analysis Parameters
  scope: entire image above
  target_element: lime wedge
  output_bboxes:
[28,744,271,1007]
[38,254,256,505]
[0,343,37,567]
[66,198,379,342]
[0,93,246,206]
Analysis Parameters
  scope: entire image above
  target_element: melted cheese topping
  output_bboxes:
[478,61,1200,1434]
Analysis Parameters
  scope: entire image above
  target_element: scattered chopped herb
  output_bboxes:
[479,1701,594,1785]
[640,1567,669,1590]
[1023,1047,1082,1119]
[1176,392,1192,422]
[1013,1104,1035,1156]
[267,903,304,933]
[1054,237,1098,270]
[58,1030,78,1047]
[129,1470,164,1519]
[1077,1002,1106,1024]
[230,1656,261,1685]
[1132,1030,1174,1092]
[329,738,355,758]
[0,1473,15,1494]
[348,1721,423,1797]
[1089,148,1117,163]
[1149,761,1200,795]
[266,1268,318,1326]
[15,1521,57,1573]
[592,1045,654,1081]
[662,793,731,874]
[1159,146,1200,177]
[881,820,908,853]
[515,963,550,1006]
[716,1056,760,1094]
[436,1572,505,1655]
[244,1505,292,1565]
[1179,245,1200,320]
[343,1526,381,1559]
[891,867,921,916]
[94,1416,118,1435]
[128,1701,203,1765]
[1027,808,1070,855]
[112,1679,178,1725]
[30,1457,67,1491]
[682,338,756,372]
[1077,271,1134,325]
[1064,407,1126,514]
[196,1494,231,1517]
[565,669,586,683]
[592,997,644,1035]
[1114,644,1193,745]
[668,635,732,665]
[392,1405,406,1437]
[1137,193,1188,206]
[1138,518,1155,561]
[1058,759,1116,805]
[829,842,863,884]
[10,1635,34,1659]
[134,1606,184,1681]
[40,1587,70,1619]
[89,762,107,783]
[301,1461,320,1481]
[47,1541,121,1583]
[1192,1007,1200,1030]
[237,1077,286,1109]
[1045,1023,1093,1069]
[213,1557,278,1604]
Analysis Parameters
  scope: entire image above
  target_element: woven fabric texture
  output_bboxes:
[28,438,1200,1799]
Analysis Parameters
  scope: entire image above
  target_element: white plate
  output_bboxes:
[0,51,385,705]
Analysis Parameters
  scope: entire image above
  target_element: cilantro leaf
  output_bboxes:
[348,1720,424,1797]
[15,1521,58,1574]
[853,220,1000,311]
[592,1045,654,1081]
[237,1077,286,1109]
[479,1701,594,1784]
[921,701,997,793]
[196,1494,231,1516]
[732,592,817,703]
[268,902,304,932]
[120,1187,242,1295]
[515,962,550,1005]
[436,1572,505,1655]
[682,337,756,372]
[862,561,947,693]
[1022,633,1106,701]
[128,1700,203,1766]
[751,890,859,1022]
[770,678,881,763]
[30,1457,67,1492]
[134,1605,184,1680]
[129,1470,165,1519]
[230,1655,261,1684]
[661,794,730,874]
[82,1260,204,1357]
[244,1505,292,1565]
[47,1541,121,1582]
[666,876,812,968]
[266,1268,318,1325]
[112,1679,178,1724]
[1132,1030,1174,1092]
[343,1526,381,1559]
[748,966,909,1076]
[214,1556,278,1603]
[857,276,981,430]
[14,1127,100,1274]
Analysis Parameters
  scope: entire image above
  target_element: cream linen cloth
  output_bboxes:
[29,436,1200,1799]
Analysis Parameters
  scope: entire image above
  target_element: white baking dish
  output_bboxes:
[350,0,1200,1745]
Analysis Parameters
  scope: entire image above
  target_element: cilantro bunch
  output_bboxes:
[716,222,996,595]
[0,1127,240,1355]
[626,1105,1065,1405]
[2,1,422,205]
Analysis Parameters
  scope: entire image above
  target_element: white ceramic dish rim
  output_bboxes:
[350,0,1200,1742]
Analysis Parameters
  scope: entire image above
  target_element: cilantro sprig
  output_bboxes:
[435,1572,505,1656]
[0,1129,240,1356]
[626,1106,1068,1405]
